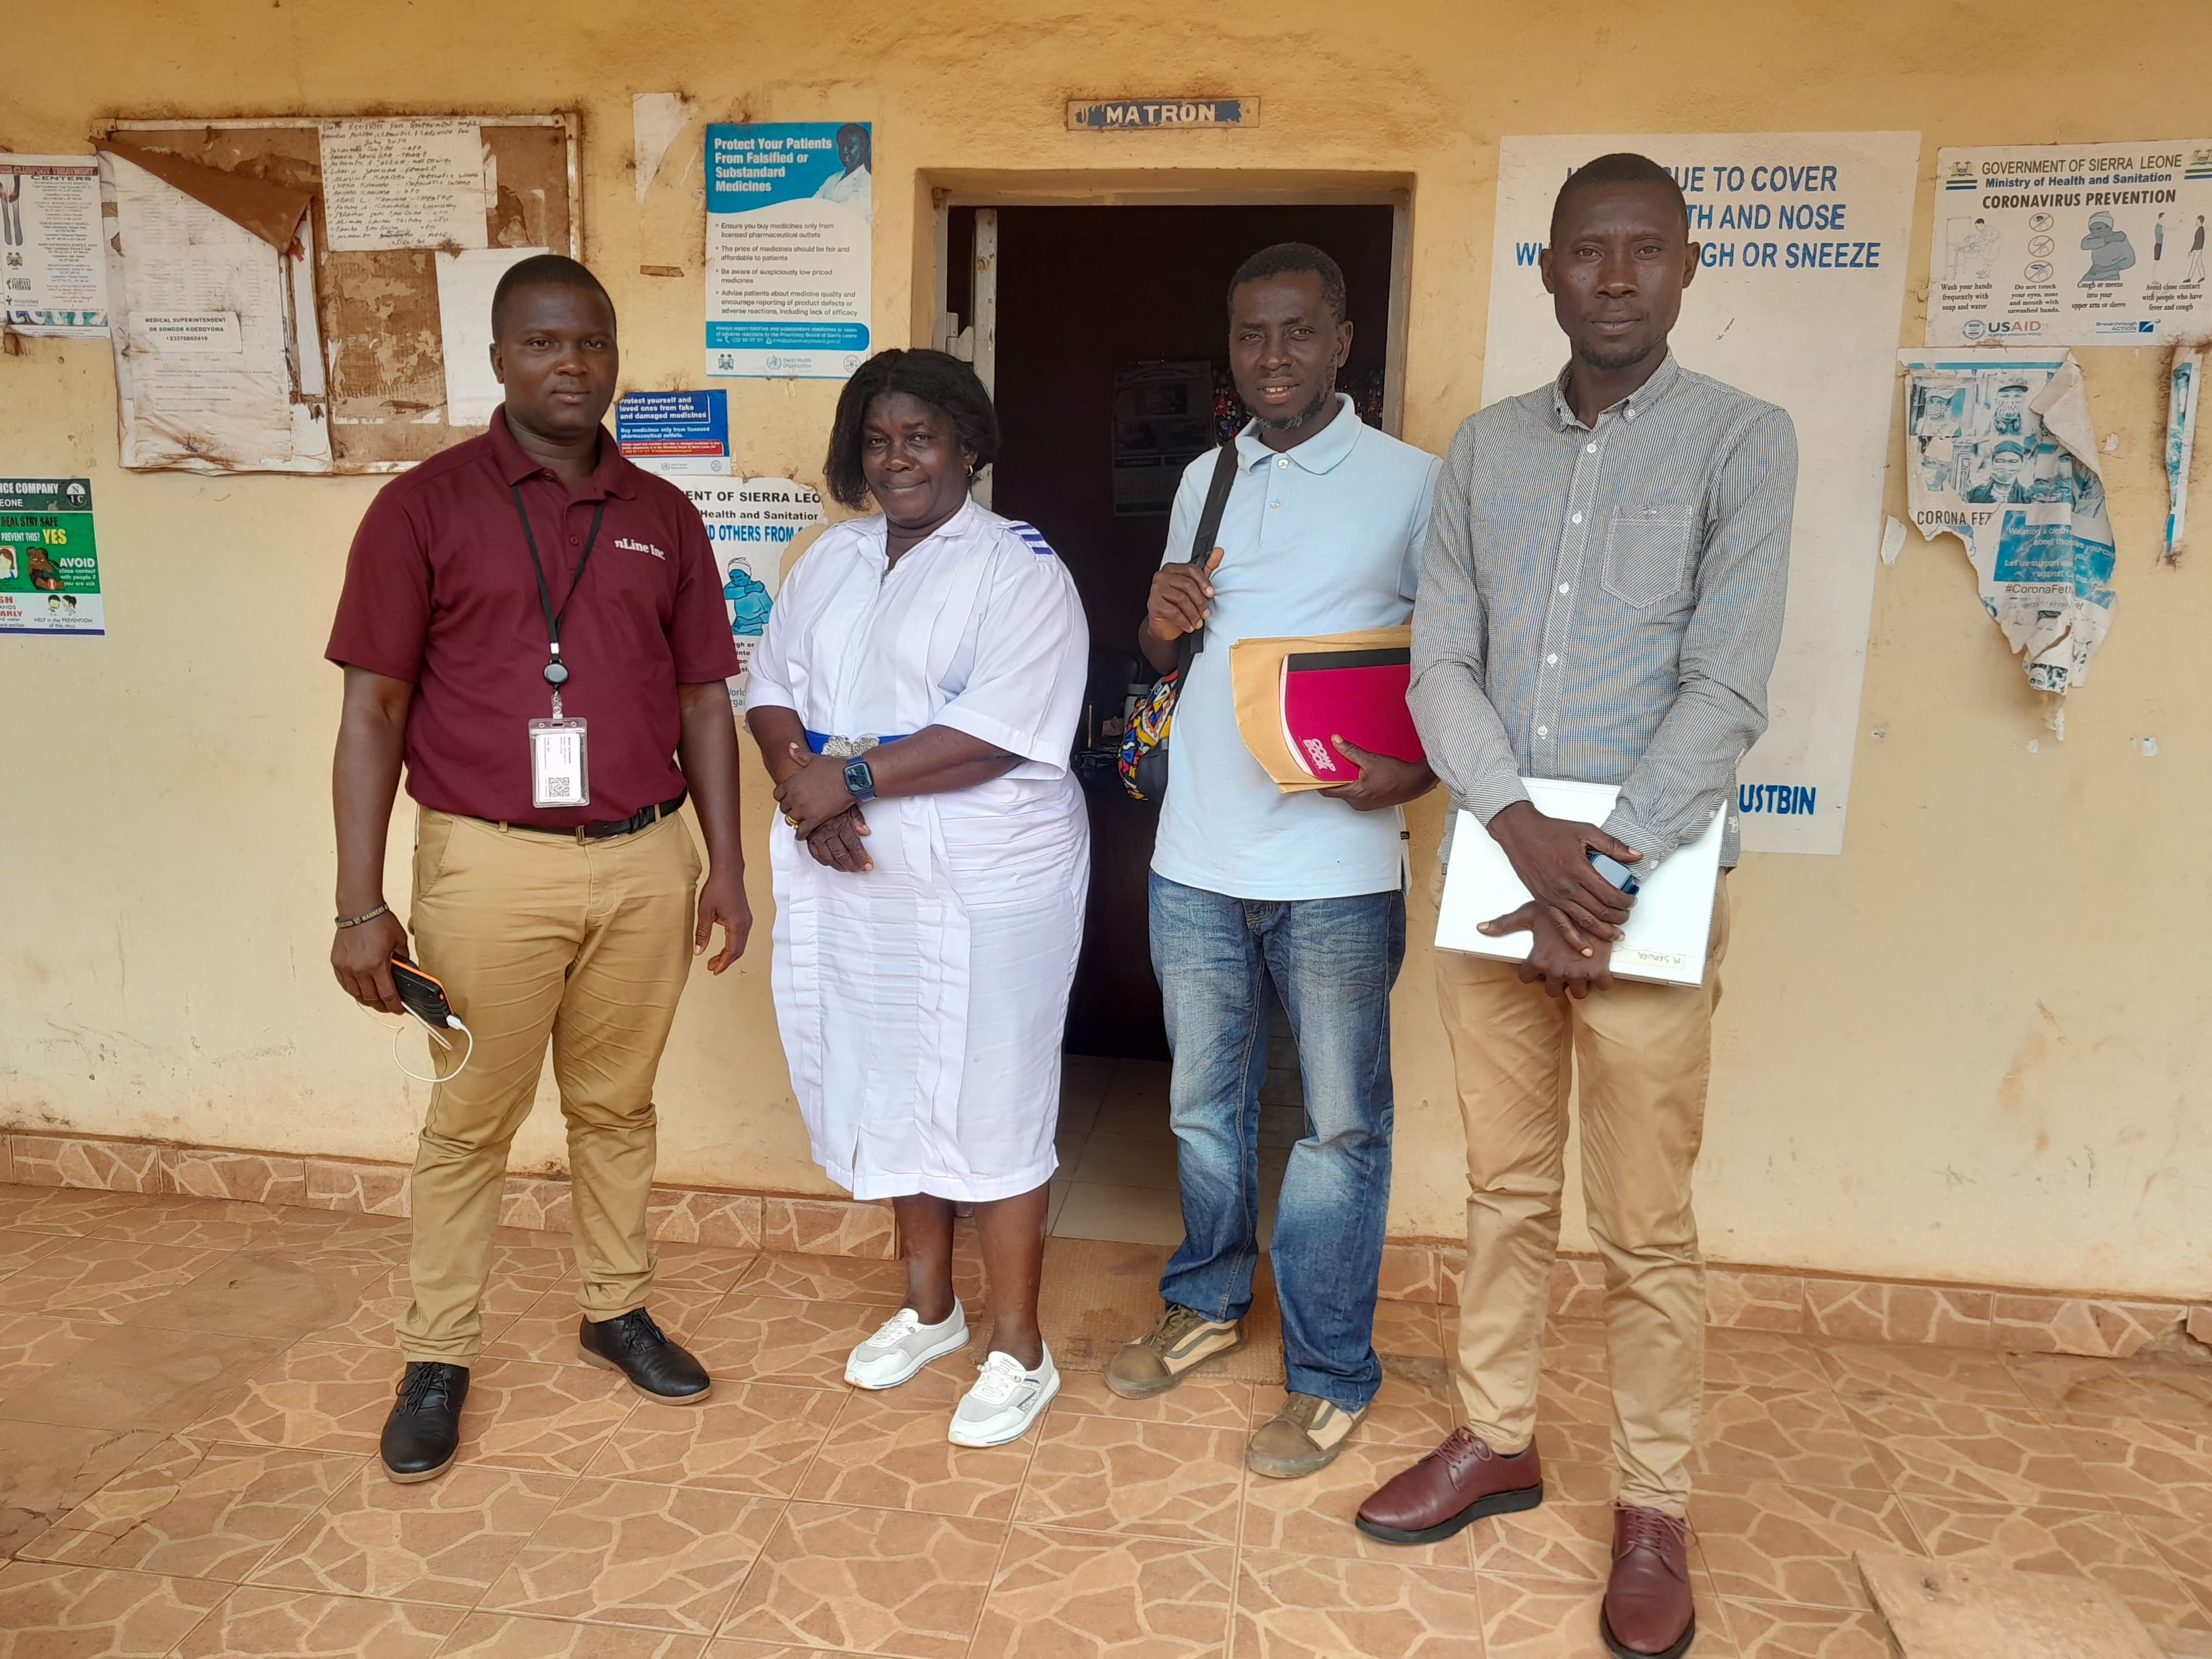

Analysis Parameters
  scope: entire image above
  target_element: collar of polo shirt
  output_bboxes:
[1233,392,1363,475]
[1548,350,1685,433]
[487,407,640,502]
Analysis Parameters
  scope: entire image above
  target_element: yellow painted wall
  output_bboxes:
[3,0,2206,1299]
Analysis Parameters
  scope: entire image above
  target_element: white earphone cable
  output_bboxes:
[351,999,474,1084]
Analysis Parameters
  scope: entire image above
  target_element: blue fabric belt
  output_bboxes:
[802,729,911,755]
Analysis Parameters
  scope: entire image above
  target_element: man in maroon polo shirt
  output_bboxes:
[325,254,750,1483]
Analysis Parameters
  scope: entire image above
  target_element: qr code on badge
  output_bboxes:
[544,777,573,799]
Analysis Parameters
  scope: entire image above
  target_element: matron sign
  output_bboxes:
[1067,99,1257,131]
[1484,132,1921,857]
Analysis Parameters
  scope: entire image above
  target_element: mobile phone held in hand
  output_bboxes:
[389,956,465,1032]
[1588,850,1641,896]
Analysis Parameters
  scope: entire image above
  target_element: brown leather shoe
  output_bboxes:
[1601,1504,1695,1658]
[1354,1427,1543,1544]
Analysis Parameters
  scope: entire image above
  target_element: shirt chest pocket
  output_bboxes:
[1600,503,1696,609]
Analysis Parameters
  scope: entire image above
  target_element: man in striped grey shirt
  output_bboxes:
[1357,154,1796,1659]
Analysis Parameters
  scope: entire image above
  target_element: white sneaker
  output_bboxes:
[844,1305,968,1389]
[948,1345,1060,1446]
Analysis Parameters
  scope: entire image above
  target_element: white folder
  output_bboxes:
[1434,779,1725,986]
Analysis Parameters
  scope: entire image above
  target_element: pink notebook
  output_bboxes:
[1278,647,1423,781]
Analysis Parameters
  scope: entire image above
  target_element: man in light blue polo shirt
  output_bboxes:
[1104,243,1440,1481]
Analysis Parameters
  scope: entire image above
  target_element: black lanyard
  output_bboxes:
[510,483,605,689]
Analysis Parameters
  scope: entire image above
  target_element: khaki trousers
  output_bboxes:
[1435,876,1730,1516]
[397,807,702,1363]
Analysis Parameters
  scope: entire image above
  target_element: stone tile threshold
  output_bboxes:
[3,1126,2203,1363]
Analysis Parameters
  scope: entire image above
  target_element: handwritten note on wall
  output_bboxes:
[318,118,489,252]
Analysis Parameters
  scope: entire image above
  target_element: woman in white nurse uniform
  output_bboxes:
[745,349,1090,1447]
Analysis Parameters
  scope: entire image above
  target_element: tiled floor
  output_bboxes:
[1050,1054,1297,1248]
[1,1177,2209,1658]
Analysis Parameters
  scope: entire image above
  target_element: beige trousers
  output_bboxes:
[397,807,701,1363]
[1435,876,1730,1515]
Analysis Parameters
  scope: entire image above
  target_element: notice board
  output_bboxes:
[99,115,579,474]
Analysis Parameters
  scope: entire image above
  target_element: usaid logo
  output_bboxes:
[1961,318,1987,340]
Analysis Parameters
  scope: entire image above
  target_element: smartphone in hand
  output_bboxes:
[388,957,465,1032]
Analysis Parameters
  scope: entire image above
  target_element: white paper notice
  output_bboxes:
[634,93,700,204]
[434,247,547,426]
[138,313,243,351]
[1897,349,2115,694]
[1484,132,1921,857]
[320,118,489,253]
[1,154,108,336]
[107,151,319,472]
[1927,141,2212,346]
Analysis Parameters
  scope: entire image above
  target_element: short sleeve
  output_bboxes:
[665,493,745,683]
[325,480,433,681]
[1401,453,1441,603]
[1156,451,1209,571]
[744,543,804,714]
[933,538,1090,773]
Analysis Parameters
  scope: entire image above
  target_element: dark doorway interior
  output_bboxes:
[953,203,1398,1059]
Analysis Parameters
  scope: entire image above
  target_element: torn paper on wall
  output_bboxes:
[1897,348,2115,695]
[104,151,328,473]
[320,118,489,252]
[633,93,700,204]
[433,247,547,426]
[101,138,312,252]
[1880,516,1908,566]
[0,155,108,336]
[2164,346,2199,563]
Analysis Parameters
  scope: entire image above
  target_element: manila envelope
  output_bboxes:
[1228,624,1413,793]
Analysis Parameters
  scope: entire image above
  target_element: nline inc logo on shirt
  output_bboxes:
[615,537,669,560]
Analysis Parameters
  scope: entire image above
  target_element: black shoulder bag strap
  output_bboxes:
[1175,439,1243,684]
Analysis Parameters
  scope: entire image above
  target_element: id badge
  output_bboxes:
[529,718,589,809]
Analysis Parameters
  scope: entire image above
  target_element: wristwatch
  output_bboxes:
[842,757,878,803]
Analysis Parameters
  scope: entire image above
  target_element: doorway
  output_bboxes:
[933,195,1406,1246]
[937,198,1404,1061]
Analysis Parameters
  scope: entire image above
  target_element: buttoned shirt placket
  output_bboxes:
[1529,384,1643,775]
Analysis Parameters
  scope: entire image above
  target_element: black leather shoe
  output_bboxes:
[578,1308,713,1404]
[380,1361,468,1483]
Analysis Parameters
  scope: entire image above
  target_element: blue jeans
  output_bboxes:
[1149,872,1405,1410]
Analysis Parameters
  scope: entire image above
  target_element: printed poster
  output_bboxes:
[1484,132,1921,857]
[1,155,108,336]
[1927,141,2212,346]
[1897,350,2115,695]
[616,390,823,708]
[615,389,730,474]
[0,477,104,635]
[705,122,872,380]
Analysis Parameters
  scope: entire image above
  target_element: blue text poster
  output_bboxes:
[1485,132,1919,857]
[705,122,872,380]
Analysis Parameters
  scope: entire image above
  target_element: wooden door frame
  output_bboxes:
[918,171,1415,439]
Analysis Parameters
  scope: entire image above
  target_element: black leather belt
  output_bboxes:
[504,793,686,841]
